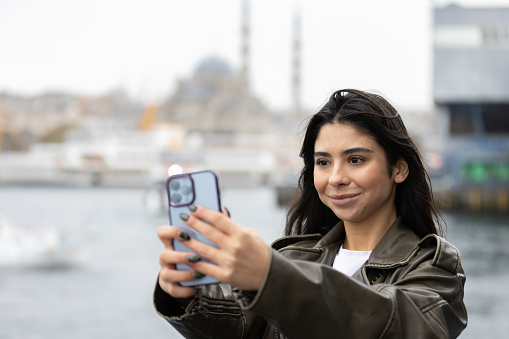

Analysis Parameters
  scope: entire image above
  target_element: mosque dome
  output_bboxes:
[195,56,232,77]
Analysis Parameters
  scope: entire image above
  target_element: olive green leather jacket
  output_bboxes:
[154,219,467,338]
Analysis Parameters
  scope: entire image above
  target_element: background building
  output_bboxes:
[432,5,509,212]
[157,56,274,135]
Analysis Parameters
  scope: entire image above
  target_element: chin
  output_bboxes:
[329,208,359,223]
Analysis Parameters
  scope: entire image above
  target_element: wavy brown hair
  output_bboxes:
[285,89,445,238]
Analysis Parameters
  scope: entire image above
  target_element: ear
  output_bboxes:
[393,158,409,184]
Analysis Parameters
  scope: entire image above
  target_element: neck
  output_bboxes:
[342,211,397,251]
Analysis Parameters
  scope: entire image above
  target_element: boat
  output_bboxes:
[0,215,82,269]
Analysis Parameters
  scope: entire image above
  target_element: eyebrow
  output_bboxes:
[313,147,374,158]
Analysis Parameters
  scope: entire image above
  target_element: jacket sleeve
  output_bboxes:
[236,242,467,339]
[153,278,269,339]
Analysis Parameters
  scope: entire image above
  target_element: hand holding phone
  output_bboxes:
[166,170,221,286]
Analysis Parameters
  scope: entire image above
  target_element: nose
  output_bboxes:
[328,165,350,187]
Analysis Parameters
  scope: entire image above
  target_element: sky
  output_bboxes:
[1,0,508,113]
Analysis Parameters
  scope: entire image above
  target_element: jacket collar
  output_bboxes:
[271,222,345,252]
[272,217,421,268]
[314,217,421,268]
[366,217,421,268]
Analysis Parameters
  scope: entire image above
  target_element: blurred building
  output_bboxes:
[157,56,273,135]
[432,5,509,212]
[0,90,142,152]
[0,92,79,151]
[0,0,303,189]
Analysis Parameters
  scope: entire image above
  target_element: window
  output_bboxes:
[450,105,475,135]
[449,104,509,135]
[483,104,509,135]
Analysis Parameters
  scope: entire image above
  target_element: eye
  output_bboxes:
[349,156,364,164]
[315,159,330,167]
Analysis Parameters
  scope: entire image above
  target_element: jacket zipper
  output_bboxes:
[274,329,285,339]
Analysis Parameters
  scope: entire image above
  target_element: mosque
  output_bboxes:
[157,0,302,136]
[157,55,273,135]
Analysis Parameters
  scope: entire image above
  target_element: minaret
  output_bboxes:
[238,0,251,133]
[241,0,250,90]
[292,4,302,117]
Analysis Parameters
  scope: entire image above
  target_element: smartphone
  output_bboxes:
[166,170,221,286]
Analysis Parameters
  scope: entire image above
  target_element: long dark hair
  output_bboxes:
[285,89,445,238]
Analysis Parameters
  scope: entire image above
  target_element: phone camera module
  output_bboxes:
[168,176,195,206]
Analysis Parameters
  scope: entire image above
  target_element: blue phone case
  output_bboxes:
[166,170,221,286]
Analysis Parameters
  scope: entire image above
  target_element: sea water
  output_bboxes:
[0,186,507,338]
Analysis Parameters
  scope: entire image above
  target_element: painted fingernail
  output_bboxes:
[188,255,202,263]
[178,231,190,241]
[224,207,231,218]
[188,204,197,212]
[193,271,205,279]
[179,213,189,221]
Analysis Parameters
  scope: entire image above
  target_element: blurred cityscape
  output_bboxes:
[0,55,304,190]
[1,4,508,339]
[0,3,508,214]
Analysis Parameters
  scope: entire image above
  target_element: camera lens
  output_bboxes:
[170,193,182,203]
[169,180,181,191]
[181,185,192,195]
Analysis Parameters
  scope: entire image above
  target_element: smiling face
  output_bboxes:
[313,123,407,228]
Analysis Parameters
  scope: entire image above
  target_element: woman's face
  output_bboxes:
[313,122,403,226]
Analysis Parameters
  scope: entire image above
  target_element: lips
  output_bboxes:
[329,193,360,206]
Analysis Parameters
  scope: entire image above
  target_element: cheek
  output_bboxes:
[355,167,381,188]
[313,170,326,192]
[313,176,320,194]
[313,171,320,191]
[360,170,394,197]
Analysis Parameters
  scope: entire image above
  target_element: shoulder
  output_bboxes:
[368,220,463,277]
[271,222,345,251]
[417,235,463,275]
[271,234,324,253]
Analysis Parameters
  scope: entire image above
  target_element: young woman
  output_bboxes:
[154,89,468,338]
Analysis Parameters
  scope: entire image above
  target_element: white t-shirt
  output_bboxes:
[332,245,371,277]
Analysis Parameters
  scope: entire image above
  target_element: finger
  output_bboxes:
[159,248,196,266]
[159,265,198,283]
[186,260,225,282]
[158,272,197,299]
[159,253,211,284]
[187,232,272,290]
[159,282,195,300]
[222,207,231,218]
[177,233,222,264]
[157,225,181,249]
[180,213,229,248]
[189,205,237,235]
